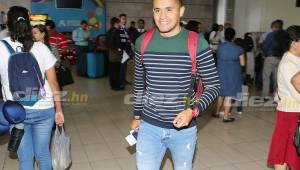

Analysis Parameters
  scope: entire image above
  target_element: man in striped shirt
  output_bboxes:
[131,0,220,169]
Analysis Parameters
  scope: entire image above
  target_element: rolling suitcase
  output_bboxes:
[87,52,105,78]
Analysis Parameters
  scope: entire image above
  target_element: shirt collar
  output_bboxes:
[286,52,300,64]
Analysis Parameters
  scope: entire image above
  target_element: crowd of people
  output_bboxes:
[181,18,300,170]
[0,0,300,169]
[128,1,299,169]
[106,14,146,91]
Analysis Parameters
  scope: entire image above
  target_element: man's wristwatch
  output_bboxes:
[133,116,141,120]
[192,108,200,118]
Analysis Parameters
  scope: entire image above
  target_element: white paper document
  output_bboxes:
[121,51,130,63]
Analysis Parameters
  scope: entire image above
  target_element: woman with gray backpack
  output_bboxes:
[0,6,64,170]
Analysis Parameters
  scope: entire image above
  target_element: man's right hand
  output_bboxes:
[131,119,141,131]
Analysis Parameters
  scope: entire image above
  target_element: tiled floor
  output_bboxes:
[0,72,277,170]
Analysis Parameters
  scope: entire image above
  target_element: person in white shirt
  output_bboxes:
[137,19,146,34]
[267,25,300,170]
[209,23,221,53]
[219,24,225,42]
[0,6,64,170]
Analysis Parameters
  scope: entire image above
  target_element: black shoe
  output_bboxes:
[8,127,24,152]
[222,117,235,123]
[263,97,269,102]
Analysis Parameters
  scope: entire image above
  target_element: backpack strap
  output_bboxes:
[140,28,156,61]
[187,31,203,116]
[1,40,15,54]
[187,31,203,97]
[188,31,198,76]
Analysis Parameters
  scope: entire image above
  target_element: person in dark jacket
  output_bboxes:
[137,19,146,37]
[106,17,123,90]
[119,13,131,88]
[128,21,139,45]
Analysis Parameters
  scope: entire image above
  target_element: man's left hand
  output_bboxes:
[173,109,193,128]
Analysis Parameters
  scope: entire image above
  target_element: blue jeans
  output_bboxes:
[136,121,197,170]
[17,108,55,170]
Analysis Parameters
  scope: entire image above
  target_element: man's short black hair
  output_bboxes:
[110,17,120,27]
[186,20,200,32]
[45,20,55,29]
[119,13,127,18]
[81,20,88,25]
[153,0,183,6]
[138,19,145,24]
[271,19,284,29]
[225,27,236,41]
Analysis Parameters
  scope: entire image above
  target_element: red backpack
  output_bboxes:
[140,28,203,114]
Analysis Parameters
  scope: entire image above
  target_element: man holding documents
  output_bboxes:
[119,13,132,88]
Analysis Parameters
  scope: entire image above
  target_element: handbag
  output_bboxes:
[108,48,122,62]
[294,117,300,155]
[51,126,71,170]
[56,66,74,87]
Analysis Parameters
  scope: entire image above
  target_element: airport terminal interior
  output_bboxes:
[0,0,300,170]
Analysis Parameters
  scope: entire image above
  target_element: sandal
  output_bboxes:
[222,117,235,123]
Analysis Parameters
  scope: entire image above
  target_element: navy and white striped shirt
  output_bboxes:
[134,29,220,129]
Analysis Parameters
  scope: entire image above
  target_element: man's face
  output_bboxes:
[120,16,127,26]
[138,21,145,29]
[219,25,224,31]
[224,22,231,29]
[32,27,45,42]
[81,23,88,30]
[131,22,136,28]
[291,40,300,56]
[46,26,54,36]
[272,24,280,31]
[153,0,185,37]
[114,22,120,29]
